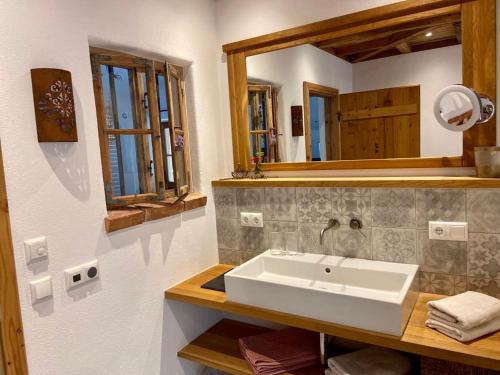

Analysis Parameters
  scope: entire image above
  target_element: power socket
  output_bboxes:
[240,212,264,227]
[64,260,100,290]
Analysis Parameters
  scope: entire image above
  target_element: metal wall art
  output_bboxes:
[31,68,78,142]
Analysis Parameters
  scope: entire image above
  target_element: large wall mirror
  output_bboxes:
[225,0,496,172]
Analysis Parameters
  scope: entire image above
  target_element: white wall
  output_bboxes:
[0,0,224,374]
[353,45,463,157]
[247,45,352,162]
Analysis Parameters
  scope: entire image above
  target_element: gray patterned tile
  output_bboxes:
[372,189,416,228]
[214,188,237,218]
[468,233,500,280]
[467,277,500,299]
[467,189,500,233]
[331,188,371,226]
[264,188,297,221]
[219,249,242,265]
[216,218,240,250]
[236,188,264,215]
[417,230,467,275]
[264,221,298,250]
[296,188,331,223]
[298,223,333,255]
[241,249,266,263]
[419,272,466,296]
[372,228,417,263]
[239,226,265,252]
[416,189,466,229]
[334,226,372,259]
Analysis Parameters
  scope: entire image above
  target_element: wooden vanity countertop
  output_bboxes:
[165,264,500,371]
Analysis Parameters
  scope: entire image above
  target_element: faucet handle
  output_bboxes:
[349,218,366,238]
[328,218,340,229]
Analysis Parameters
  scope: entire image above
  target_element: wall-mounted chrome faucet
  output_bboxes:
[349,218,366,238]
[320,219,340,245]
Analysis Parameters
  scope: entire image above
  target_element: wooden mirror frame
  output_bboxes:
[224,0,496,172]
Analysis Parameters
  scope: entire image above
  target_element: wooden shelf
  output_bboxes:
[211,176,500,188]
[166,265,500,371]
[178,319,324,375]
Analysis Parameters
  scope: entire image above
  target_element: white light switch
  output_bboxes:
[240,212,264,227]
[29,276,53,303]
[429,221,468,241]
[24,236,48,264]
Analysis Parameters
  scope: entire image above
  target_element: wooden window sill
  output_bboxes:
[104,192,207,233]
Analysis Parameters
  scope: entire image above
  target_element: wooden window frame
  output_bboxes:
[90,47,191,207]
[224,0,496,172]
[248,84,280,163]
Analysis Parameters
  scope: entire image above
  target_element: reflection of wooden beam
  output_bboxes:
[353,26,438,63]
[332,29,422,57]
[315,13,460,49]
[396,42,412,53]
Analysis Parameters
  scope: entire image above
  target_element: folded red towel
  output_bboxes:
[239,327,320,375]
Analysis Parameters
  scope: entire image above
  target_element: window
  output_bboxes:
[247,84,280,163]
[90,48,191,207]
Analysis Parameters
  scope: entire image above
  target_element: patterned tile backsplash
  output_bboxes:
[214,187,500,298]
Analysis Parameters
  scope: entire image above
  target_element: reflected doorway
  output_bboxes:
[303,82,340,161]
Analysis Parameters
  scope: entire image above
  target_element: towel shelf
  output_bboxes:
[178,319,324,375]
[166,264,500,371]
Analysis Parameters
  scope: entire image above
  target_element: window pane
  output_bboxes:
[141,72,151,129]
[107,134,156,197]
[171,75,182,128]
[100,65,145,130]
[162,128,174,186]
[156,74,169,123]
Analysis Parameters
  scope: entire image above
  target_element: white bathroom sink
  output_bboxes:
[224,251,419,336]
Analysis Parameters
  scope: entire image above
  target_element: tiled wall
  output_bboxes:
[214,187,500,298]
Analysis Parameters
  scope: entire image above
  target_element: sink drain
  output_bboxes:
[324,267,331,273]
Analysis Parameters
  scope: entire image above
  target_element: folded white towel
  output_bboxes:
[427,291,500,330]
[426,315,500,342]
[327,347,411,375]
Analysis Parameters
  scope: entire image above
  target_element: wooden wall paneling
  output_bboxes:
[462,0,497,166]
[339,86,420,160]
[0,143,28,375]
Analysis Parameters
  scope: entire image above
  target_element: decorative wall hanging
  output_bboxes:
[291,105,304,137]
[31,68,78,142]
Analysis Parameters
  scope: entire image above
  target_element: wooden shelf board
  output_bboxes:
[178,319,324,375]
[211,177,500,188]
[166,265,500,371]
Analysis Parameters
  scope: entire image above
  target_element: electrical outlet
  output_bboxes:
[240,212,264,228]
[64,260,100,290]
[429,221,468,241]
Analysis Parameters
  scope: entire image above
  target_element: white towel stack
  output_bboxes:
[325,347,411,375]
[425,291,500,342]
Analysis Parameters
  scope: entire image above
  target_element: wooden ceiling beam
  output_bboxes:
[329,28,425,57]
[396,42,412,53]
[352,25,441,63]
[316,12,460,49]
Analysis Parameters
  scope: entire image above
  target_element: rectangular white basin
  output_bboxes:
[225,251,419,336]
